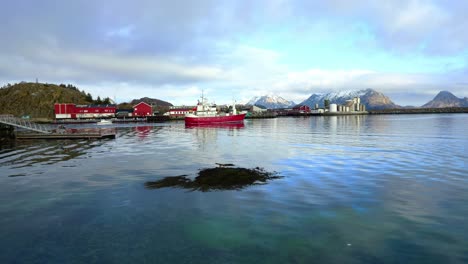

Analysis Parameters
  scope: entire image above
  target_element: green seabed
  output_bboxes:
[143,165,463,263]
[181,206,458,263]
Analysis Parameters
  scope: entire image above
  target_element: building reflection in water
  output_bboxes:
[311,115,367,135]
[135,126,153,139]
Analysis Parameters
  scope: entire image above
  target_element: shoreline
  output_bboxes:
[369,107,468,115]
[9,107,468,124]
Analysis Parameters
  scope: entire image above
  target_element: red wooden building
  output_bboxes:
[292,105,311,113]
[133,102,153,117]
[54,103,116,119]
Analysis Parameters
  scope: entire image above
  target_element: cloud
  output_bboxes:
[229,58,467,105]
[0,44,223,85]
[82,82,203,105]
[1,0,467,106]
[278,0,468,55]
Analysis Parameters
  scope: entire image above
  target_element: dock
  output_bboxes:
[1,114,116,140]
[16,131,116,140]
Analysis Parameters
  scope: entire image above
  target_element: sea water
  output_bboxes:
[0,114,467,263]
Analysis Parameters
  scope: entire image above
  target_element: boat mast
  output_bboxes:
[232,100,237,115]
[201,89,204,104]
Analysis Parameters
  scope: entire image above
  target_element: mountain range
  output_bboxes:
[249,89,468,110]
[1,82,467,119]
[299,88,399,110]
[246,95,296,109]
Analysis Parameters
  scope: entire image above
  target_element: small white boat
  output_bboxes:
[97,119,112,125]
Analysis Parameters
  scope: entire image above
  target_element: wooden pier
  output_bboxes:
[1,114,116,140]
[16,131,116,140]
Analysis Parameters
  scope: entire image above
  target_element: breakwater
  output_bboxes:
[369,107,468,114]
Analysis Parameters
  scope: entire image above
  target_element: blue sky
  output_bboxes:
[1,0,467,106]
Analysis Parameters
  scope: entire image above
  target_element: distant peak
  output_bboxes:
[247,94,295,109]
[422,90,464,108]
[434,91,457,99]
[436,91,454,95]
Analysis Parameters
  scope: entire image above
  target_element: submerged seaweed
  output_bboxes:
[145,166,281,192]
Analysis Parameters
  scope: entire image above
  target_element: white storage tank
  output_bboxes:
[329,104,337,112]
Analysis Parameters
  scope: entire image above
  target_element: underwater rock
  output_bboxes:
[145,166,281,192]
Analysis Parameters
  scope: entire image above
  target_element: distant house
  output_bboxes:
[133,102,153,117]
[116,109,134,118]
[292,105,311,113]
[54,103,116,119]
[165,106,195,117]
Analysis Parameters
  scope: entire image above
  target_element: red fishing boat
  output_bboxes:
[185,95,246,125]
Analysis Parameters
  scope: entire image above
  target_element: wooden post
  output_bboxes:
[0,124,15,140]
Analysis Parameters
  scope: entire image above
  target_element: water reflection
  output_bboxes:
[0,139,16,151]
[185,123,245,129]
[0,139,108,169]
[315,115,366,134]
[185,123,245,150]
[145,165,281,192]
[135,126,153,139]
[1,116,467,263]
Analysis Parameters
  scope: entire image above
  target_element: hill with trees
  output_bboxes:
[119,97,173,114]
[0,82,109,119]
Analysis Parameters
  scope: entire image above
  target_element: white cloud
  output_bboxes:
[387,0,447,33]
[0,45,223,85]
[1,0,467,107]
[79,82,204,105]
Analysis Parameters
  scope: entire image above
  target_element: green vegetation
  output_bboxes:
[0,82,111,119]
[145,166,282,191]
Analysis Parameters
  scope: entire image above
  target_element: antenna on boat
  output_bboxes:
[232,98,237,115]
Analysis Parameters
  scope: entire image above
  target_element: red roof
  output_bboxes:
[133,101,152,108]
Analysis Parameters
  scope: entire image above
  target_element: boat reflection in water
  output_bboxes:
[185,122,245,149]
[145,164,281,192]
[185,122,245,129]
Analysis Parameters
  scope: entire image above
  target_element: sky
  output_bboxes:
[1,0,467,106]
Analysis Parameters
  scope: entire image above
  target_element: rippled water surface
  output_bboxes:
[1,115,467,263]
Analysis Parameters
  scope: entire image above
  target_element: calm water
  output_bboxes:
[0,114,467,263]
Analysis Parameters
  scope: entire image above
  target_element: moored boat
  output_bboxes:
[97,119,113,125]
[185,95,245,125]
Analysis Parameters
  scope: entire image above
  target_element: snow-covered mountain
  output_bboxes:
[299,88,400,110]
[246,95,296,109]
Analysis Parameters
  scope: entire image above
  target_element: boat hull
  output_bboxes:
[185,113,246,125]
